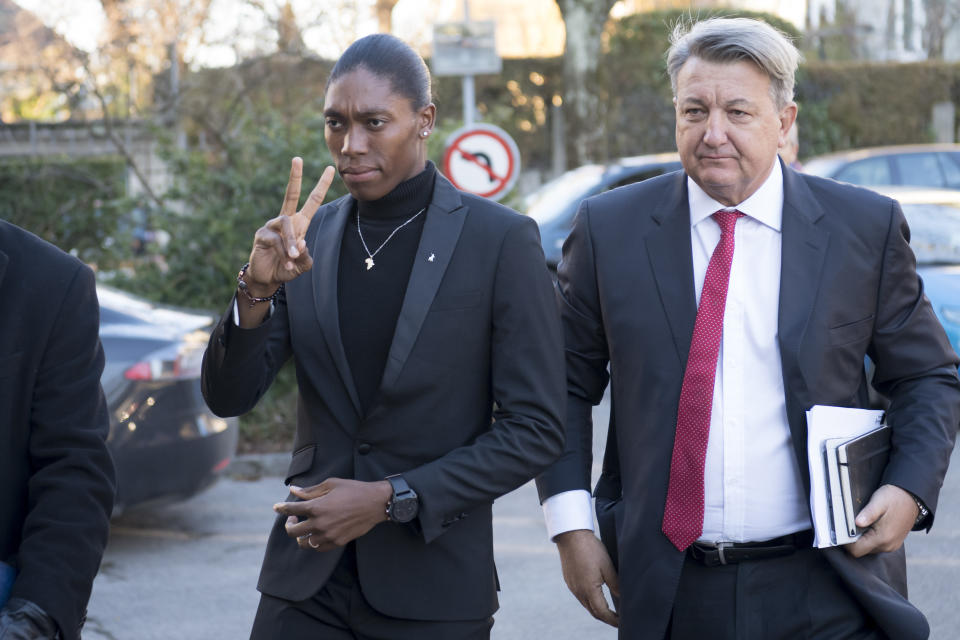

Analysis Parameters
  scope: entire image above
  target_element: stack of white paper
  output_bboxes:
[806,405,885,548]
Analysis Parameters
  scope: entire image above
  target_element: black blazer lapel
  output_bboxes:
[311,197,363,415]
[778,167,830,392]
[644,172,697,367]
[778,165,830,469]
[379,175,467,392]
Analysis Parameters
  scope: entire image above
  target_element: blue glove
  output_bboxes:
[0,598,60,639]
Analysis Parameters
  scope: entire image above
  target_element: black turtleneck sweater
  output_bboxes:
[338,161,437,415]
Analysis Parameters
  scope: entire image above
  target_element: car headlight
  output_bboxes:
[941,306,960,325]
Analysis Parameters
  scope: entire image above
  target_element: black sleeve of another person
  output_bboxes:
[3,236,115,640]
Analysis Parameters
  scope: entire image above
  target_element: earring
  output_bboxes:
[421,131,429,138]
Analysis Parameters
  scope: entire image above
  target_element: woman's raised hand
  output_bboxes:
[244,158,336,295]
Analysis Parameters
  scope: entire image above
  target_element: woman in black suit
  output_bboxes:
[202,34,565,639]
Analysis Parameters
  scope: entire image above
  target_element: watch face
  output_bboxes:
[390,497,418,523]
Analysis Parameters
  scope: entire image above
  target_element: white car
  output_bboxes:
[803,143,960,189]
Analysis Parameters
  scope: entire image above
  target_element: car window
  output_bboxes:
[901,201,960,265]
[609,167,672,190]
[525,165,605,225]
[833,157,892,186]
[892,153,945,187]
[940,153,960,189]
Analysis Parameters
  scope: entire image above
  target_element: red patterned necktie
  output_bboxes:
[662,209,744,551]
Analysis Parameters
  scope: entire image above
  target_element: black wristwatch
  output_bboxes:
[385,474,419,523]
[911,493,930,529]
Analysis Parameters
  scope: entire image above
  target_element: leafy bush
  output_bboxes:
[115,112,343,309]
[0,156,130,267]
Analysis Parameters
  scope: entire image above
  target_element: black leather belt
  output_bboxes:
[687,530,814,567]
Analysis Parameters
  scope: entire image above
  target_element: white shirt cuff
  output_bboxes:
[232,298,273,327]
[542,489,595,541]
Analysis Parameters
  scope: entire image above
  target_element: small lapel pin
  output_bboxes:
[428,253,436,262]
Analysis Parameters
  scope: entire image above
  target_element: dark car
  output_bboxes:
[803,144,960,190]
[524,153,682,269]
[97,285,238,513]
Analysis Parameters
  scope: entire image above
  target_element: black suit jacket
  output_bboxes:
[536,164,960,640]
[0,221,115,640]
[202,174,565,621]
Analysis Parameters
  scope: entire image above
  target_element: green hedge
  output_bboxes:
[796,62,960,156]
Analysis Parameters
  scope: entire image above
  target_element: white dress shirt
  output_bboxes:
[543,161,811,543]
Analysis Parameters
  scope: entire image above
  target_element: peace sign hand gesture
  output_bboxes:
[243,158,336,297]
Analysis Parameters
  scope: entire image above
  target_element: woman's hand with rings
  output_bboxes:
[275,479,393,553]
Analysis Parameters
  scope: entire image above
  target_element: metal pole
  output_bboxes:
[462,0,475,125]
[463,77,476,126]
[551,99,566,177]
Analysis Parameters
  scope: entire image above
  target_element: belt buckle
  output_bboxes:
[714,541,731,566]
[691,540,731,566]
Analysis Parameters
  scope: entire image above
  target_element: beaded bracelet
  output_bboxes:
[237,262,283,308]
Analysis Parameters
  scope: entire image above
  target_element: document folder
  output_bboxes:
[837,425,892,538]
[806,405,887,547]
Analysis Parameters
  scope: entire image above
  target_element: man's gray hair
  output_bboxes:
[666,17,801,109]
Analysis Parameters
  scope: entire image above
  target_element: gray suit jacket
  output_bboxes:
[202,174,565,621]
[536,163,960,639]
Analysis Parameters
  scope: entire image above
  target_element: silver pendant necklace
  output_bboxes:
[356,207,426,270]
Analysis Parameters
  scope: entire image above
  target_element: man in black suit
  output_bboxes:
[202,34,564,638]
[0,220,115,640]
[536,17,960,640]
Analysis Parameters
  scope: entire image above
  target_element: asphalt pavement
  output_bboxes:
[84,395,960,639]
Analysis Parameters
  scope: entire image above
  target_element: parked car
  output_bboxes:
[97,285,238,513]
[803,144,960,190]
[850,186,960,408]
[524,152,682,269]
[875,187,960,353]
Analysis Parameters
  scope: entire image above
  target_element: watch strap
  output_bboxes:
[386,474,414,498]
[911,492,930,529]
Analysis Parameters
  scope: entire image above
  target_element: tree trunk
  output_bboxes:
[375,0,399,34]
[556,0,616,167]
[922,0,960,60]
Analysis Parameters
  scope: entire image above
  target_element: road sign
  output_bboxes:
[442,124,520,201]
[431,21,502,77]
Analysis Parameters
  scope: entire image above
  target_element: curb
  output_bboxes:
[224,452,290,479]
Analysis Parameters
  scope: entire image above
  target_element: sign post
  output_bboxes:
[442,123,520,201]
[432,17,500,127]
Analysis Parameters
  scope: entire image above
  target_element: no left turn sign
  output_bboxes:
[442,124,521,201]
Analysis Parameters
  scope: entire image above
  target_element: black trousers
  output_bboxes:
[667,546,885,640]
[250,545,493,640]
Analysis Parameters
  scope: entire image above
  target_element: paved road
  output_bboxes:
[85,396,959,639]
